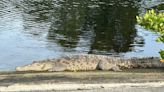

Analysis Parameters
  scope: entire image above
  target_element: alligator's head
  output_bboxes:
[16,62,54,72]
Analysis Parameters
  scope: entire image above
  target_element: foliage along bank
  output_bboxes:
[136,9,164,60]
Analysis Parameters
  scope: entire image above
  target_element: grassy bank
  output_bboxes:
[1,69,164,85]
[0,69,164,91]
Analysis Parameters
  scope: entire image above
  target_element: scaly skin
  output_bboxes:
[16,54,164,72]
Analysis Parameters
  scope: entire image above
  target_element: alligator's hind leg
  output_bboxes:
[98,59,122,71]
[111,65,122,72]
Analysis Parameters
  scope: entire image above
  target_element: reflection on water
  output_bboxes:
[23,0,141,53]
[0,0,163,70]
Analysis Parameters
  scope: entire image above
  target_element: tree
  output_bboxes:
[136,9,164,61]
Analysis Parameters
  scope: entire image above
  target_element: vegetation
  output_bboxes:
[136,9,164,60]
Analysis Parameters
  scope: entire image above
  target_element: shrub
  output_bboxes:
[136,9,164,60]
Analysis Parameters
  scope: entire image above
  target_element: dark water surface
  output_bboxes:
[0,0,163,70]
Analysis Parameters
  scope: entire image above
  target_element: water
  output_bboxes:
[0,0,163,71]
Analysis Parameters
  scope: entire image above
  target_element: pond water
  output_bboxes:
[0,0,163,71]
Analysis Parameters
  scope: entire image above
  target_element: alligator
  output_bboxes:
[16,54,164,72]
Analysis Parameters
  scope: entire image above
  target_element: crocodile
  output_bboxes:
[16,54,164,72]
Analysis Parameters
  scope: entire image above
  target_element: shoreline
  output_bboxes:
[0,69,164,91]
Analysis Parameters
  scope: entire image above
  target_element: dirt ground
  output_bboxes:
[0,68,164,92]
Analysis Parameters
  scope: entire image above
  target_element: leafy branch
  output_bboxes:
[136,9,164,60]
